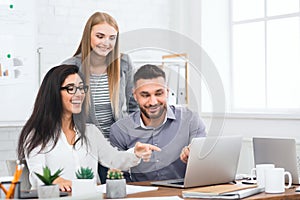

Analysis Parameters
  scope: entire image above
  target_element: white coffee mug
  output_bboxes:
[265,168,292,193]
[251,164,275,187]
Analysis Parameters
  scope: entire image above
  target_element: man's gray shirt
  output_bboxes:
[110,105,206,182]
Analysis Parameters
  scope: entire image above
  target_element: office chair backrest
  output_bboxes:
[6,160,31,191]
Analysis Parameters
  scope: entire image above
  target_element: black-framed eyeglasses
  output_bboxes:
[60,85,89,94]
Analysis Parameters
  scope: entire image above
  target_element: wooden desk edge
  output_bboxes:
[126,182,300,200]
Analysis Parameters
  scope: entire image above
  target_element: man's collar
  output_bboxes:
[133,105,176,129]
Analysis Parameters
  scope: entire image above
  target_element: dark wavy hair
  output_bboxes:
[17,65,88,160]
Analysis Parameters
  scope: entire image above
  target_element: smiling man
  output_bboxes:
[110,64,206,182]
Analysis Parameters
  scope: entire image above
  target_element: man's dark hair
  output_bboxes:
[134,64,166,87]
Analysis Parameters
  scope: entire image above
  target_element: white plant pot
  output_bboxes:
[72,179,97,197]
[106,179,126,199]
[37,184,59,199]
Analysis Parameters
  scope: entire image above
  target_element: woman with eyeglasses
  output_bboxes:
[17,65,160,192]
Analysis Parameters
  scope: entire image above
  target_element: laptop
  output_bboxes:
[151,135,242,188]
[253,137,300,184]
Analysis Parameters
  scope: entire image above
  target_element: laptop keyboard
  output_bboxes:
[170,181,184,185]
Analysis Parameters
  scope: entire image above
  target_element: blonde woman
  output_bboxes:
[63,12,137,182]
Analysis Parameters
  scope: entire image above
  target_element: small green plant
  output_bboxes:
[34,166,63,185]
[75,167,94,179]
[106,169,124,180]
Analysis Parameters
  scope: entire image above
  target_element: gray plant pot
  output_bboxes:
[37,184,59,199]
[106,179,126,199]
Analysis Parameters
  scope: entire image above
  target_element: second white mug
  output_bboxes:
[265,168,292,193]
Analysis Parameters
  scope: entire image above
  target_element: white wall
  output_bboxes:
[200,0,230,112]
[0,126,22,176]
[37,0,174,78]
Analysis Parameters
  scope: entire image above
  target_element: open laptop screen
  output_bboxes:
[151,135,242,188]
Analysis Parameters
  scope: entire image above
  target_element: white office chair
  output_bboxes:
[6,160,31,191]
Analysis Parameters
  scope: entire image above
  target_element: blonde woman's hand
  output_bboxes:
[53,177,72,192]
[134,142,161,162]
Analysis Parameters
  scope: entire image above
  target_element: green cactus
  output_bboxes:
[34,166,63,185]
[106,169,124,180]
[75,167,94,179]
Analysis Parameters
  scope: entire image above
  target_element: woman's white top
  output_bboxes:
[25,124,140,189]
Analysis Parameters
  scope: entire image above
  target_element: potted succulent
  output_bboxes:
[34,166,63,199]
[72,167,96,197]
[75,167,94,180]
[106,169,126,199]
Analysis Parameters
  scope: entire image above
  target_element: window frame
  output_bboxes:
[229,0,300,115]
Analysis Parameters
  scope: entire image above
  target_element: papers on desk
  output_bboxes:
[97,184,183,200]
[96,184,158,194]
[182,183,264,199]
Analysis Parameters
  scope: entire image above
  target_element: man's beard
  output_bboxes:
[140,104,166,119]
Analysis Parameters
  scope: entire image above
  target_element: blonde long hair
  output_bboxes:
[74,12,120,118]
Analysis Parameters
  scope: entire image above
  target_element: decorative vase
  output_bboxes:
[37,184,59,199]
[72,179,97,197]
[106,179,126,199]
